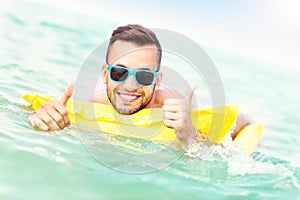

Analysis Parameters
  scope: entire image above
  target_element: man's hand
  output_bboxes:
[29,84,74,131]
[163,84,197,146]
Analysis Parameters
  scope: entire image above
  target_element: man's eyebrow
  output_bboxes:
[114,64,127,68]
[139,67,152,70]
[114,64,152,71]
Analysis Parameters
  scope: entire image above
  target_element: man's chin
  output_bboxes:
[114,105,141,115]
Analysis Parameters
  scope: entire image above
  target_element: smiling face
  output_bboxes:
[102,41,162,115]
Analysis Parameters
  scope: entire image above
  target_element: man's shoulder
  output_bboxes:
[94,88,110,104]
[154,88,179,106]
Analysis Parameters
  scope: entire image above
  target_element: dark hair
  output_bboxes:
[106,24,162,71]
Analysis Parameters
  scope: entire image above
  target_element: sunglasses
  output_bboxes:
[106,65,159,86]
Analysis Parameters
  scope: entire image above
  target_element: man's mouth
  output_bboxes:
[118,92,141,103]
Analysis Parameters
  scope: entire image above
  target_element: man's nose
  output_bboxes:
[123,74,139,90]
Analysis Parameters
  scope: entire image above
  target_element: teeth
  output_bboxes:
[119,94,138,101]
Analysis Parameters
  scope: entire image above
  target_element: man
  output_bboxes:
[30,24,251,148]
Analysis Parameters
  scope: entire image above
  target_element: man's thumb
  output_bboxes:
[60,83,74,106]
[186,84,197,103]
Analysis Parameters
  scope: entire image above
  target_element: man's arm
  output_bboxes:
[93,88,110,104]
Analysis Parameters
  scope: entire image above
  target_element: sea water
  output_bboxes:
[1,0,300,199]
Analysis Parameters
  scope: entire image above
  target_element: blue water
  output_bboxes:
[1,0,300,199]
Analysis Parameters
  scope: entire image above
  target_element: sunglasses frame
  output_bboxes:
[106,65,159,86]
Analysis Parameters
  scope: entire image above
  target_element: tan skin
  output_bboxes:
[30,41,250,146]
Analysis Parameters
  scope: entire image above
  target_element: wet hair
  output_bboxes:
[106,24,162,71]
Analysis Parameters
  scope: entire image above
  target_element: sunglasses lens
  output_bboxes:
[110,67,128,82]
[136,71,154,86]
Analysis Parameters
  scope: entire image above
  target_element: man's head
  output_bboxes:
[102,24,163,115]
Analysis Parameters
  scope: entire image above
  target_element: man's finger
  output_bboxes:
[53,102,70,127]
[46,108,65,129]
[60,83,74,106]
[164,111,180,120]
[164,98,180,105]
[36,109,60,130]
[30,115,49,131]
[164,119,182,130]
[162,104,181,112]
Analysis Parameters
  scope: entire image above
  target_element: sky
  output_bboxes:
[29,0,300,70]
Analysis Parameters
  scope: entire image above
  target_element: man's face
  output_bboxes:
[102,41,162,115]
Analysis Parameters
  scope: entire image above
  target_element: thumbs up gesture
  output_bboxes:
[29,84,73,131]
[163,84,197,146]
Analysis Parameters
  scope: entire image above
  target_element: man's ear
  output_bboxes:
[102,64,108,84]
[155,72,162,90]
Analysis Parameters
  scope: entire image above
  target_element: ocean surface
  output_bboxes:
[1,0,300,199]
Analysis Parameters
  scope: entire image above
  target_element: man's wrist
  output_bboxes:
[180,128,200,150]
